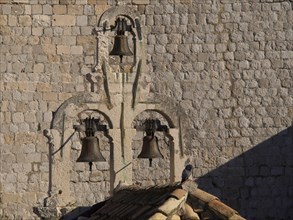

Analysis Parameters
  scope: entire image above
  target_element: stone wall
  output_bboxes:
[141,1,293,219]
[0,0,292,219]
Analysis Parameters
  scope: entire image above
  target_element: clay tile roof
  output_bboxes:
[189,188,218,204]
[89,183,182,220]
[157,196,186,216]
[170,188,188,200]
[208,200,246,220]
[208,200,237,218]
[185,180,246,220]
[82,180,246,220]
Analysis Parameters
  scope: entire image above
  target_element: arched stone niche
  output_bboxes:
[131,110,175,186]
[37,5,186,219]
[43,92,186,203]
[70,109,113,206]
[43,93,115,210]
[93,5,145,76]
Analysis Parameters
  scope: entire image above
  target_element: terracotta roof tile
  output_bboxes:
[89,183,182,220]
[208,200,238,219]
[158,197,185,215]
[170,214,181,220]
[84,181,246,220]
[189,188,218,204]
[183,203,200,220]
[148,212,167,220]
[185,182,246,220]
[170,188,188,200]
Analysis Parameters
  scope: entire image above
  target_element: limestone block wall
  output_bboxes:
[0,0,292,219]
[141,1,293,219]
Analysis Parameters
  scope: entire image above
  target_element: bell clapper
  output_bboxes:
[149,158,152,167]
[89,162,93,171]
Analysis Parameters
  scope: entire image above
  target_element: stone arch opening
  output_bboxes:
[93,5,143,72]
[45,94,116,206]
[131,110,175,186]
[50,93,113,131]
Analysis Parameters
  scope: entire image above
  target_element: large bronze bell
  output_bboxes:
[138,132,163,167]
[77,136,106,162]
[109,34,133,63]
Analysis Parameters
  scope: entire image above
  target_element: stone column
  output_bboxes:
[169,129,185,182]
[50,128,76,206]
[109,129,134,188]
[36,129,76,219]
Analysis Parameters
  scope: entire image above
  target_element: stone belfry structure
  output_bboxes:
[0,0,292,219]
[35,4,185,218]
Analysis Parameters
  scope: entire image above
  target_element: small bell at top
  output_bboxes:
[109,17,133,63]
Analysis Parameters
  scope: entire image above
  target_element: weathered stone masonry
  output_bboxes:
[0,0,292,219]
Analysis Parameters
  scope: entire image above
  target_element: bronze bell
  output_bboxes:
[77,136,106,163]
[109,34,133,63]
[138,133,163,167]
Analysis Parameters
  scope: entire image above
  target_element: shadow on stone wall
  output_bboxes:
[35,126,292,220]
[196,126,293,220]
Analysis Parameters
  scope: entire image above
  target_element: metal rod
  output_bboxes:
[60,113,65,158]
[120,102,125,158]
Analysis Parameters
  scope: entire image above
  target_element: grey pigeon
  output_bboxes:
[181,164,193,183]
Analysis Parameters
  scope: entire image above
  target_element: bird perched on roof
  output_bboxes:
[181,164,193,183]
